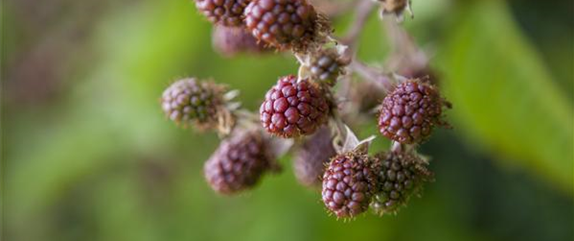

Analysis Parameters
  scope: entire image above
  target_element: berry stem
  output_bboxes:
[348,59,395,92]
[382,17,429,72]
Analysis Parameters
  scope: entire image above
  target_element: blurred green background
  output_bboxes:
[2,0,573,240]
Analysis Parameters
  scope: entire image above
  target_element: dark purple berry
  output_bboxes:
[260,75,330,138]
[378,79,447,144]
[322,152,377,218]
[204,131,279,195]
[244,0,328,51]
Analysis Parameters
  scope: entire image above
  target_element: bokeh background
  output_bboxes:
[3,0,573,240]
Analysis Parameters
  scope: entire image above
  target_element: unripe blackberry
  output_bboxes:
[378,79,446,144]
[322,152,377,218]
[161,78,226,129]
[371,151,433,215]
[307,49,347,86]
[212,26,268,57]
[260,75,330,138]
[195,0,250,27]
[293,127,336,187]
[244,0,328,51]
[204,131,279,195]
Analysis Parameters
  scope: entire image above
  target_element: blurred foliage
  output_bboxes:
[3,0,573,241]
[438,0,573,194]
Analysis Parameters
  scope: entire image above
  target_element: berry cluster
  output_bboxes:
[159,0,452,220]
[320,148,434,218]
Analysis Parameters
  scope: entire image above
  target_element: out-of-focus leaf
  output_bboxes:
[439,1,573,194]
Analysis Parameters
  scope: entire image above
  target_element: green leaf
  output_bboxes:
[439,1,573,194]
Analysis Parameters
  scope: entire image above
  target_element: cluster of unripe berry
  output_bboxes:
[160,0,450,219]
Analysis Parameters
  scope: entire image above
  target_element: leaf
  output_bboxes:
[439,1,573,194]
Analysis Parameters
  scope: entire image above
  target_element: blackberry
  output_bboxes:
[307,49,347,86]
[378,79,447,144]
[260,75,330,138]
[322,152,377,218]
[371,151,433,215]
[212,26,268,57]
[244,0,328,51]
[161,78,226,129]
[293,127,336,187]
[204,131,279,195]
[195,0,250,27]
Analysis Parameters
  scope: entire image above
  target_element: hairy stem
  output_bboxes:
[349,59,394,92]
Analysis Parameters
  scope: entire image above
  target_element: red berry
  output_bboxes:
[371,151,433,215]
[378,79,446,144]
[204,131,279,195]
[244,0,327,51]
[293,127,336,187]
[260,75,330,138]
[195,0,250,27]
[322,152,378,218]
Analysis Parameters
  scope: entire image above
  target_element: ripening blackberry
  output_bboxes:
[322,151,378,218]
[161,78,226,130]
[378,79,447,144]
[212,25,268,57]
[195,0,250,27]
[371,151,433,215]
[260,75,330,138]
[244,0,329,51]
[293,127,336,187]
[307,49,347,86]
[204,131,280,195]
